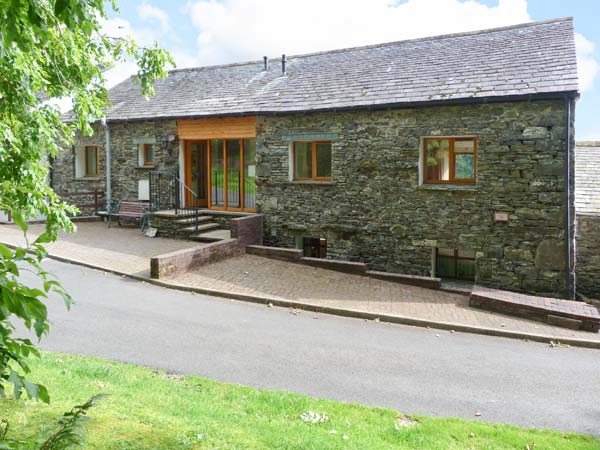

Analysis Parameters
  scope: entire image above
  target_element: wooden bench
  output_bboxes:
[107,201,149,228]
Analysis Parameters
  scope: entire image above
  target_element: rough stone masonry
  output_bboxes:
[256,99,575,297]
[52,99,576,298]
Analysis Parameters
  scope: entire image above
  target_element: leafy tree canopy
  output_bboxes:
[0,0,173,402]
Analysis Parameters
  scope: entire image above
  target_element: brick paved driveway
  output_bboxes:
[2,222,598,344]
[0,221,202,276]
[168,254,600,343]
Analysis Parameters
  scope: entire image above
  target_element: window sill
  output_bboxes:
[287,181,336,186]
[136,165,157,169]
[418,183,477,192]
[75,176,102,181]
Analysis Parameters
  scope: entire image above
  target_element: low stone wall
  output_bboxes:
[150,214,263,278]
[230,214,264,246]
[246,244,441,289]
[151,239,242,278]
[246,245,302,261]
[470,286,600,332]
[576,214,600,298]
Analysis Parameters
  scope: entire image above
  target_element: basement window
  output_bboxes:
[303,237,327,258]
[436,248,475,280]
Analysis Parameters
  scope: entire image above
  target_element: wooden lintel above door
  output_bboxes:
[178,116,256,140]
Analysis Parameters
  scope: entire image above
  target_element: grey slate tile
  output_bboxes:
[66,17,578,122]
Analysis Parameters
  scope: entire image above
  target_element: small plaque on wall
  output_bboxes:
[494,212,509,222]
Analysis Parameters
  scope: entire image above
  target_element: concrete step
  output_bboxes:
[189,229,231,243]
[181,222,221,233]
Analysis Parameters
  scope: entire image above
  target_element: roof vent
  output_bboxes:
[263,56,268,71]
[281,54,286,76]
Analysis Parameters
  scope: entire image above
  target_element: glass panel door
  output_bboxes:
[243,139,256,209]
[188,141,208,207]
[210,139,225,207]
[226,140,241,208]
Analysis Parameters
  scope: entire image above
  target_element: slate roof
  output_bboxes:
[576,143,600,216]
[100,17,578,122]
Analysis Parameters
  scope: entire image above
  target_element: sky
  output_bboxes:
[102,0,600,140]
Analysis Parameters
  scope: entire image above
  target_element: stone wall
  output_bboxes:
[52,123,106,215]
[256,99,575,297]
[576,214,600,298]
[52,120,179,212]
[150,214,264,278]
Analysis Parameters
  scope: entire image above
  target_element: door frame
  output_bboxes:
[184,140,208,208]
[206,137,256,212]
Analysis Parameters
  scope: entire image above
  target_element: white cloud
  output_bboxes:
[184,0,531,66]
[575,33,600,93]
[138,3,170,33]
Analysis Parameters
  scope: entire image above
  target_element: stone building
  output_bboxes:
[53,18,579,297]
[575,143,600,298]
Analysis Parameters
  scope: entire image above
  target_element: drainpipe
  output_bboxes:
[101,118,112,210]
[564,95,573,299]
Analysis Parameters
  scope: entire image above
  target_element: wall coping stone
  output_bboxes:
[366,270,441,289]
[300,257,367,274]
[247,245,302,261]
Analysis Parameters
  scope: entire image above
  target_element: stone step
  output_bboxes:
[173,215,213,225]
[181,222,221,233]
[189,229,231,243]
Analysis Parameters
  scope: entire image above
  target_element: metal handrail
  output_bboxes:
[174,174,201,232]
[149,171,202,232]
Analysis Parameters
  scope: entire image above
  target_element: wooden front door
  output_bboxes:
[184,140,208,207]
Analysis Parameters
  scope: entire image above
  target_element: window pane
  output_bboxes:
[303,237,326,258]
[315,143,332,178]
[455,154,474,180]
[243,139,256,209]
[457,259,476,280]
[438,248,454,257]
[226,140,241,208]
[424,139,450,181]
[294,142,312,179]
[145,145,154,163]
[86,147,97,175]
[210,139,224,206]
[436,256,456,278]
[454,140,474,153]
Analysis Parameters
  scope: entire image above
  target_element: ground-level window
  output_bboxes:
[143,143,154,166]
[84,146,99,177]
[293,141,332,181]
[436,248,475,280]
[423,137,476,184]
[303,237,327,258]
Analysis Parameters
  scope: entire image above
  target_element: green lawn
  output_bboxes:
[2,352,598,449]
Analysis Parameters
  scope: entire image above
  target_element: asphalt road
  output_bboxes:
[15,259,600,436]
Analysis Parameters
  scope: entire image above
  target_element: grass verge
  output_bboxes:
[1,352,598,449]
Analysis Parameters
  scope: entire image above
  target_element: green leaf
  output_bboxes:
[10,211,28,234]
[34,232,52,244]
[0,243,12,259]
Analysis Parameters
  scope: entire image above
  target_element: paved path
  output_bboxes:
[169,254,600,343]
[3,222,599,344]
[16,259,600,436]
[0,222,201,276]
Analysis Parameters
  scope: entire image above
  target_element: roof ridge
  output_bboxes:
[167,17,573,74]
